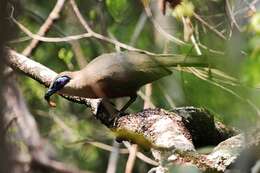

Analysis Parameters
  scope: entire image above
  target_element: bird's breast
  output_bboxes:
[89,79,138,98]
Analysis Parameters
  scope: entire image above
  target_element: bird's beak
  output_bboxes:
[44,88,56,100]
[44,88,57,107]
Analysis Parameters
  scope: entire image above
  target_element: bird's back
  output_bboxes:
[82,51,172,97]
[87,51,172,77]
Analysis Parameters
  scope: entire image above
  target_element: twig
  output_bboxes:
[65,3,89,67]
[143,4,187,46]
[124,143,138,173]
[22,0,66,56]
[182,17,202,55]
[82,141,128,154]
[143,3,229,57]
[143,84,154,109]
[182,67,260,117]
[11,4,196,57]
[150,17,186,45]
[225,0,242,32]
[69,0,161,56]
[198,43,225,55]
[32,157,93,173]
[11,12,168,56]
[130,11,148,46]
[106,141,120,173]
[157,84,176,108]
[193,12,227,40]
[83,140,158,166]
[12,18,93,42]
[9,36,31,43]
[69,0,92,32]
[47,109,158,169]
[70,41,88,68]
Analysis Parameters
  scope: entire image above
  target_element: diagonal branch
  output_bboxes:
[11,5,165,56]
[193,12,227,40]
[22,0,66,56]
[6,49,101,113]
[69,0,92,33]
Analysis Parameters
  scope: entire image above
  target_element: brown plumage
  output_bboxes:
[45,51,207,111]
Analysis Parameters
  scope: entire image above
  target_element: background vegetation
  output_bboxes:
[9,0,260,172]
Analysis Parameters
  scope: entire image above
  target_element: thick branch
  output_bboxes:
[112,108,241,172]
[6,49,101,113]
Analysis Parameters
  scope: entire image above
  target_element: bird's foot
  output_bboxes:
[115,137,124,143]
[117,111,127,117]
[110,111,128,128]
[112,112,129,143]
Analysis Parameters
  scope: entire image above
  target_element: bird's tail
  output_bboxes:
[154,54,209,68]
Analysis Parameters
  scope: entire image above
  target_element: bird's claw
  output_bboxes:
[110,111,127,127]
[117,111,127,117]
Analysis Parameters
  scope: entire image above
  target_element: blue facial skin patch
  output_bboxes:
[53,76,71,89]
[44,76,71,102]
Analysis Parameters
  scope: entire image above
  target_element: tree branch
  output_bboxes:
[6,49,101,113]
[11,2,179,57]
[22,0,66,56]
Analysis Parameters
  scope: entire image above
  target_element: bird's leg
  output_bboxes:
[96,98,120,126]
[118,94,137,116]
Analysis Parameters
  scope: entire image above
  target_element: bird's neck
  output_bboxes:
[68,70,87,89]
[60,70,98,98]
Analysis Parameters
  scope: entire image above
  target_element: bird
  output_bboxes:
[44,51,208,113]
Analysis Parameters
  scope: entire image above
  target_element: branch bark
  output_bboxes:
[6,49,101,113]
[22,0,66,56]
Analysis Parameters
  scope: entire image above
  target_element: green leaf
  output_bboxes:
[105,0,129,22]
[250,13,260,33]
[58,48,73,67]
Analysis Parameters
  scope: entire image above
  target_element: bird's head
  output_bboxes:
[44,71,73,107]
